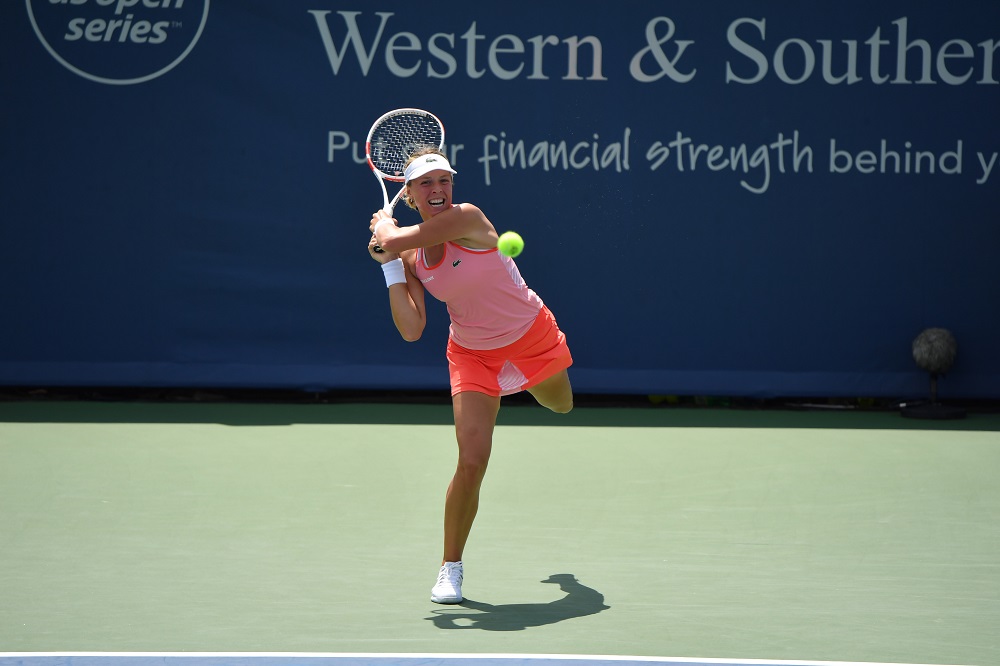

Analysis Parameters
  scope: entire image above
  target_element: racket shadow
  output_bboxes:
[426,573,609,631]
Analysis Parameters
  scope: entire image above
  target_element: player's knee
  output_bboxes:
[455,452,490,483]
[546,396,574,414]
[455,434,493,478]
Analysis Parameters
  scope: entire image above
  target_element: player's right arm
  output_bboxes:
[369,238,426,342]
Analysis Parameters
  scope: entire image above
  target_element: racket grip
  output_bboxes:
[373,210,395,254]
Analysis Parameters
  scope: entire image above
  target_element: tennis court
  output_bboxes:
[1,398,998,666]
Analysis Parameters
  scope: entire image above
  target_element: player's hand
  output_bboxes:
[370,211,397,234]
[368,235,399,263]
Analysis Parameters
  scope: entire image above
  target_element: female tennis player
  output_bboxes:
[367,147,574,604]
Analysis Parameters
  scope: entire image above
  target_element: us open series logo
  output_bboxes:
[26,0,210,85]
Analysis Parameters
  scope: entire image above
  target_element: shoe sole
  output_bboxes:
[431,594,463,604]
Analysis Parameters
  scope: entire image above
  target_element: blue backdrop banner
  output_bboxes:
[2,1,999,398]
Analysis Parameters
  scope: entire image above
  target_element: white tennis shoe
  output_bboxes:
[431,561,463,604]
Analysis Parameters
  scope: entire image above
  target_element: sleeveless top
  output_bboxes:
[414,242,543,350]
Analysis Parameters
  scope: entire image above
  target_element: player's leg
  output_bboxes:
[444,389,500,561]
[433,389,500,604]
[527,369,574,414]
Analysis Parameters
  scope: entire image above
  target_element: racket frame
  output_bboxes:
[365,108,445,251]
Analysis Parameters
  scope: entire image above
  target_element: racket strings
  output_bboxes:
[369,114,444,177]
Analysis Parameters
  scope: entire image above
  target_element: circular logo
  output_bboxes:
[26,0,210,85]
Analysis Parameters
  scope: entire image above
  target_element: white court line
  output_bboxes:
[0,653,976,666]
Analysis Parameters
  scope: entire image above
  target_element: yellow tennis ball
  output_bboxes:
[497,231,524,257]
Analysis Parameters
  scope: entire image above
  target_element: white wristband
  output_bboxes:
[381,258,406,287]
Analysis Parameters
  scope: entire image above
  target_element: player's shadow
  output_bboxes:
[426,573,609,631]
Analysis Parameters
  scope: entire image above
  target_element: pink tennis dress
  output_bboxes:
[414,242,572,396]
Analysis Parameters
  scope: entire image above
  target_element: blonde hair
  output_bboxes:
[402,146,451,210]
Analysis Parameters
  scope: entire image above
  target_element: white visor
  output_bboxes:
[404,154,457,183]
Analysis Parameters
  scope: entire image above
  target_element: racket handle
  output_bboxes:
[373,205,396,254]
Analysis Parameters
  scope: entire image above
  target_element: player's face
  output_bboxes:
[408,170,453,217]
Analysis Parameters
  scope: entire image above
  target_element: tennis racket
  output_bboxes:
[366,108,445,252]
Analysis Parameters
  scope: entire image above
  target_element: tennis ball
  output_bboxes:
[497,231,524,257]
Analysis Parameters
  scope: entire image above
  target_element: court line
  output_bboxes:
[0,652,975,666]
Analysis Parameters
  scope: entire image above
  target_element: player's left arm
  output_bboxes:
[377,204,498,253]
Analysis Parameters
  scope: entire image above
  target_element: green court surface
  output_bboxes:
[1,400,998,665]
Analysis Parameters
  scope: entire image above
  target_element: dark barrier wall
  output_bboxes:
[3,1,999,398]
